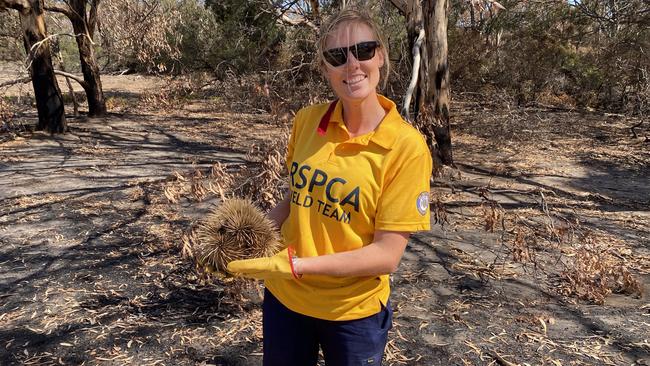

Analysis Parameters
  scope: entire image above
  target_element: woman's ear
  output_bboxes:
[377,47,385,68]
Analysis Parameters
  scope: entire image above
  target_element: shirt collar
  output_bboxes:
[325,95,401,150]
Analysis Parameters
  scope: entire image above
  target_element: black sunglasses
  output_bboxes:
[323,41,380,67]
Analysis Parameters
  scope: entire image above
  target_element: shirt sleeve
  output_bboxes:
[375,151,432,232]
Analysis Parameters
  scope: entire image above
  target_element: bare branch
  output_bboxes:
[268,0,318,30]
[261,62,311,76]
[25,32,94,71]
[491,0,505,11]
[570,1,616,25]
[278,11,318,30]
[0,76,31,88]
[54,70,87,88]
[44,1,97,45]
[402,28,425,120]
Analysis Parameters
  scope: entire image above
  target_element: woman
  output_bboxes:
[228,7,433,366]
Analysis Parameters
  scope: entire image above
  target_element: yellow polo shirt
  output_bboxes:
[265,95,432,321]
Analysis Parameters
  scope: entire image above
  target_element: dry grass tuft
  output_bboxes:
[430,191,449,228]
[510,228,533,263]
[180,227,197,260]
[558,234,643,304]
[195,199,282,273]
[0,98,26,141]
[139,77,196,111]
[0,98,15,126]
[236,129,289,210]
[475,186,505,234]
[207,161,233,200]
[467,185,644,305]
[163,164,236,204]
[163,171,186,203]
[481,201,504,233]
[518,331,623,365]
[190,169,208,202]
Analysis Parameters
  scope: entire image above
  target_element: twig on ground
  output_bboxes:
[484,347,517,366]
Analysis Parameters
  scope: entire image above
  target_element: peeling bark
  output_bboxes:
[398,0,454,166]
[422,0,453,166]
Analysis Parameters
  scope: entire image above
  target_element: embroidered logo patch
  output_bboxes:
[416,192,429,216]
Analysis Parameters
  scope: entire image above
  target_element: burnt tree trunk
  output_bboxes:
[420,0,453,166]
[20,0,67,132]
[68,0,106,116]
[393,0,453,166]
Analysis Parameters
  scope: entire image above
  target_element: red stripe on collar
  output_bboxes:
[317,100,338,136]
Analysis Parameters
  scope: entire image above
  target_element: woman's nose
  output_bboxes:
[346,50,360,68]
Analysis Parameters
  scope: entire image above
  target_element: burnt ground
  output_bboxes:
[1,75,649,366]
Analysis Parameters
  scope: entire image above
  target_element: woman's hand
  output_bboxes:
[227,247,301,280]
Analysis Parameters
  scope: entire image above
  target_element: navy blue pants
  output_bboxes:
[263,288,392,366]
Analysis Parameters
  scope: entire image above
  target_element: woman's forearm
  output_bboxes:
[267,191,291,230]
[294,231,409,277]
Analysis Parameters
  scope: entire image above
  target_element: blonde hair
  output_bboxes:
[316,7,390,89]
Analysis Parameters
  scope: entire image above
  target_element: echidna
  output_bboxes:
[195,198,282,273]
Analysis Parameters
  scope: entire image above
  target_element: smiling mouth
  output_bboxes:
[343,75,367,86]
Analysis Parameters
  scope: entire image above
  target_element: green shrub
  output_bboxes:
[448,0,648,113]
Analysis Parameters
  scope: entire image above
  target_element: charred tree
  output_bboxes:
[46,0,106,116]
[392,0,454,166]
[421,0,453,166]
[1,0,67,133]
